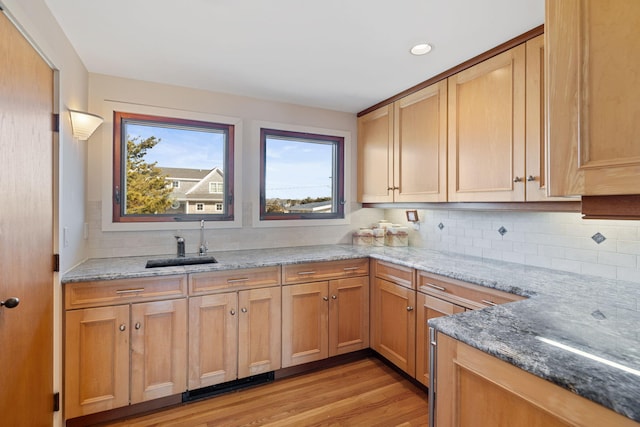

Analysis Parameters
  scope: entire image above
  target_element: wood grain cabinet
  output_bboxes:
[357,81,448,203]
[64,275,188,419]
[370,260,416,375]
[415,270,524,387]
[547,0,640,197]
[281,259,370,367]
[187,267,281,389]
[433,333,638,427]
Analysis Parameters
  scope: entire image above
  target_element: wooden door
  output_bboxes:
[415,293,464,387]
[0,12,54,426]
[188,293,237,389]
[64,306,130,418]
[394,81,448,202]
[547,0,640,196]
[371,278,416,375]
[281,282,329,367]
[357,105,393,202]
[238,286,281,378]
[328,276,369,356]
[131,299,187,403]
[448,45,526,201]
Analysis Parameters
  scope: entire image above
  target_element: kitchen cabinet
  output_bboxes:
[357,81,448,203]
[188,267,281,389]
[370,260,416,375]
[415,270,524,387]
[547,0,640,197]
[448,44,526,202]
[281,259,369,367]
[432,332,638,427]
[64,275,188,419]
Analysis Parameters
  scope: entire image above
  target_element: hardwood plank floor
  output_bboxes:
[99,357,429,426]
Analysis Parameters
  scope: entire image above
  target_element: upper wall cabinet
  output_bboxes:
[448,44,526,202]
[357,81,448,203]
[547,0,640,196]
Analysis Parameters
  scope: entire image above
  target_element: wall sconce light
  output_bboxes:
[69,109,104,140]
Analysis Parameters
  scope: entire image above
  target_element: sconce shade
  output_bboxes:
[69,109,103,140]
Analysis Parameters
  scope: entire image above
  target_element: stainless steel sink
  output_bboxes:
[145,256,218,268]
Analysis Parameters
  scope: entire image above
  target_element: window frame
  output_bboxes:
[112,111,235,223]
[259,128,344,221]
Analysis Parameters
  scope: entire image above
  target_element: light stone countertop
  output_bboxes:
[62,244,640,423]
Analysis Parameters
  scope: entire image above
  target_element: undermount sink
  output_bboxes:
[145,256,218,268]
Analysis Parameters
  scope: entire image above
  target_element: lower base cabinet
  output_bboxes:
[188,286,281,389]
[433,332,638,427]
[64,298,187,419]
[282,276,369,368]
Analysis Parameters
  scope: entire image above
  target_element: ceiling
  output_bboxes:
[44,0,544,114]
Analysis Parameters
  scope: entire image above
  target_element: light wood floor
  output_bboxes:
[100,357,429,427]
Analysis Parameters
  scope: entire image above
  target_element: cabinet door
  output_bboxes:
[547,0,640,196]
[65,305,130,418]
[188,293,237,389]
[282,282,329,367]
[448,45,526,201]
[371,278,416,375]
[394,81,448,202]
[131,299,187,403]
[415,293,464,387]
[329,276,369,356]
[357,105,393,202]
[238,287,281,378]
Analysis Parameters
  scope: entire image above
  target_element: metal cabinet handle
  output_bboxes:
[115,288,145,295]
[527,175,537,182]
[0,297,19,309]
[297,271,316,276]
[227,278,249,283]
[513,177,523,183]
[322,296,329,301]
[331,295,337,300]
[343,266,360,271]
[407,306,414,312]
[481,299,498,306]
[119,324,126,332]
[424,283,446,292]
[230,309,236,315]
[241,307,248,313]
[134,322,141,330]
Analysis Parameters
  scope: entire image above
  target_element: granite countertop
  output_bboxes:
[62,244,640,423]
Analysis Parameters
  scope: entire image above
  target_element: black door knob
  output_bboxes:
[0,297,20,309]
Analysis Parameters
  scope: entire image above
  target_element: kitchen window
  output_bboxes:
[113,111,234,222]
[260,128,344,220]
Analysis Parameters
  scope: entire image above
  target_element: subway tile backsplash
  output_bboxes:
[384,209,640,284]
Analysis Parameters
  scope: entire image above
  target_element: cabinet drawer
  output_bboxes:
[417,271,523,309]
[65,275,187,309]
[189,266,281,295]
[282,258,369,284]
[373,259,415,289]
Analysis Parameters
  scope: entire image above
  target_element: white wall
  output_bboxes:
[385,208,640,284]
[86,74,382,257]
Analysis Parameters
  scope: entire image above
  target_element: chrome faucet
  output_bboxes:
[199,220,208,256]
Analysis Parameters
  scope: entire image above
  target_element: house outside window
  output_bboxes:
[112,111,234,222]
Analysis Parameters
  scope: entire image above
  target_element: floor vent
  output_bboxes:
[182,372,275,402]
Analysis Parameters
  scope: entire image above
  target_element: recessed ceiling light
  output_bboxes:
[410,43,432,56]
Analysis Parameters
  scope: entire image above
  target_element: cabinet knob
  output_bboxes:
[241,307,248,313]
[527,175,537,182]
[331,295,337,300]
[513,177,523,183]
[119,324,126,332]
[0,297,19,309]
[406,306,414,312]
[230,309,236,315]
[134,322,141,330]
[322,296,329,301]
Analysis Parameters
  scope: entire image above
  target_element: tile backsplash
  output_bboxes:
[384,209,640,284]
